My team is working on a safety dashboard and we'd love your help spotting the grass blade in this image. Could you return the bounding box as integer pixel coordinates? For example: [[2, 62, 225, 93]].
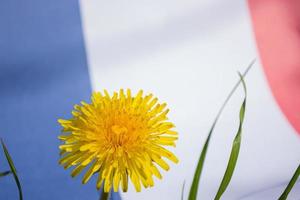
[[188, 60, 255, 200], [214, 73, 247, 200], [181, 181, 186, 200], [0, 170, 12, 177], [1, 139, 23, 200], [278, 164, 300, 200]]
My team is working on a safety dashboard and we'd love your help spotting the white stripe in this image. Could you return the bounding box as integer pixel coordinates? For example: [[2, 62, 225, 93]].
[[80, 0, 300, 199]]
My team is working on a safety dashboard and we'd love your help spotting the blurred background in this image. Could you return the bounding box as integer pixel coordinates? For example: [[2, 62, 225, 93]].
[[0, 0, 299, 199]]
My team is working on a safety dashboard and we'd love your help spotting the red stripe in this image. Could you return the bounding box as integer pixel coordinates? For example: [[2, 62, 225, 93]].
[[248, 0, 300, 135]]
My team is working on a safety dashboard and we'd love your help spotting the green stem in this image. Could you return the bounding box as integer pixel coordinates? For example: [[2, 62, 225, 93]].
[[99, 187, 110, 200]]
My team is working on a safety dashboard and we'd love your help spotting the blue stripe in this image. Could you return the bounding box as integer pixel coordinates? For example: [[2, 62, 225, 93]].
[[0, 1, 120, 199]]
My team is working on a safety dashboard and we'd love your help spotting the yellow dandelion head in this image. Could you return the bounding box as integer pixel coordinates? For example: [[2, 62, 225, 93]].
[[58, 89, 179, 193]]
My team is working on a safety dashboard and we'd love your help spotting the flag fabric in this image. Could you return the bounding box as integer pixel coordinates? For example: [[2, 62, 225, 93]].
[[0, 0, 299, 200], [248, 0, 300, 135]]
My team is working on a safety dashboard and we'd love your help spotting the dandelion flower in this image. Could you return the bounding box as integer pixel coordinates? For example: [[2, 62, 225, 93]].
[[58, 89, 179, 192]]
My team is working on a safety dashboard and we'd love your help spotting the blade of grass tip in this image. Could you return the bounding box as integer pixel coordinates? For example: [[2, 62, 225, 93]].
[[0, 170, 12, 177], [181, 180, 186, 200], [278, 164, 300, 200], [1, 139, 23, 200], [214, 72, 247, 200], [188, 60, 255, 200]]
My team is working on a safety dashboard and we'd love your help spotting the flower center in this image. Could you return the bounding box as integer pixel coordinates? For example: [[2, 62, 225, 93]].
[[111, 125, 128, 135], [111, 125, 128, 146]]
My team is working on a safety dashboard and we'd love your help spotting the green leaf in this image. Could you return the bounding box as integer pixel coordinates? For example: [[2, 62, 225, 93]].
[[188, 60, 254, 200], [278, 164, 300, 200], [1, 139, 23, 200], [214, 72, 247, 200], [0, 170, 12, 177]]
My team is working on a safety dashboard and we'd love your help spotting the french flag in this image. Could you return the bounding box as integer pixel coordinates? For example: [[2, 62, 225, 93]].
[[0, 0, 299, 199]]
